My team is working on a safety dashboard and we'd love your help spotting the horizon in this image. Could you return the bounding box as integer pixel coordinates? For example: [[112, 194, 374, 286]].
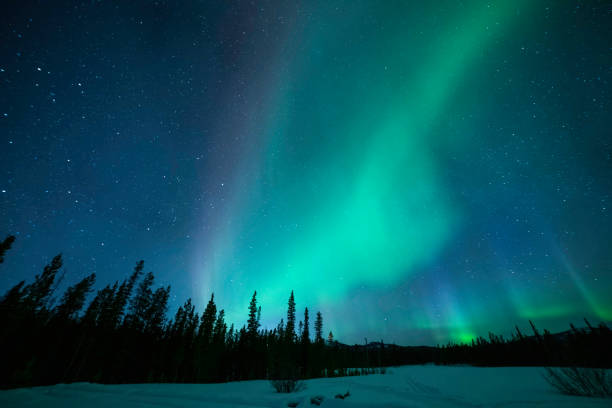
[[1, 0, 611, 346], [1, 240, 609, 347]]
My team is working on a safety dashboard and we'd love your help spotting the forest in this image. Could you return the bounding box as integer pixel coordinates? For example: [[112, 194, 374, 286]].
[[1, 234, 610, 389]]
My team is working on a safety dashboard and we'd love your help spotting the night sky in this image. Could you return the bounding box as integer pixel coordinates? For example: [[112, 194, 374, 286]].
[[1, 1, 611, 345]]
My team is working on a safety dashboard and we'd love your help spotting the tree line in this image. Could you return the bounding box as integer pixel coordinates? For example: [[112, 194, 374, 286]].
[[435, 319, 612, 368], [0, 236, 341, 388], [0, 234, 610, 389]]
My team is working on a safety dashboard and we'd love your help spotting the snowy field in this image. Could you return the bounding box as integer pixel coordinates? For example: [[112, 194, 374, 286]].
[[1, 365, 609, 407]]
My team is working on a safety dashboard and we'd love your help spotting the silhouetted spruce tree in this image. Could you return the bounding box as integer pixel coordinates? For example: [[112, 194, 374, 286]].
[[184, 299, 199, 381], [246, 291, 259, 341], [276, 318, 285, 340], [285, 291, 296, 343], [39, 273, 95, 385], [54, 273, 96, 320], [82, 284, 108, 326], [168, 298, 198, 381], [227, 323, 235, 345], [300, 307, 311, 376], [211, 309, 227, 380], [91, 282, 118, 328], [529, 320, 542, 342], [315, 311, 323, 344], [171, 303, 186, 335], [109, 260, 144, 328], [145, 285, 170, 336], [213, 309, 227, 344], [0, 280, 27, 350], [0, 280, 26, 311], [23, 254, 63, 314], [0, 235, 15, 264], [104, 263, 145, 382], [124, 271, 154, 330], [195, 293, 216, 380], [199, 294, 217, 345], [302, 307, 310, 344], [183, 298, 198, 337]]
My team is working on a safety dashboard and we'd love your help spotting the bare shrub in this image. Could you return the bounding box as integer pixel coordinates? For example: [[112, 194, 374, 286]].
[[544, 367, 612, 398], [310, 395, 324, 405], [270, 378, 305, 393], [334, 391, 350, 399]]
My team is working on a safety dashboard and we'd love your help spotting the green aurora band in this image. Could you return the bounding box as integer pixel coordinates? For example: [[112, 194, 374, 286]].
[[192, 1, 611, 344]]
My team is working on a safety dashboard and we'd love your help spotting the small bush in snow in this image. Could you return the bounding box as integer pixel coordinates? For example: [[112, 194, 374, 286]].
[[544, 367, 612, 398], [334, 391, 350, 399], [270, 378, 304, 393], [310, 395, 324, 405]]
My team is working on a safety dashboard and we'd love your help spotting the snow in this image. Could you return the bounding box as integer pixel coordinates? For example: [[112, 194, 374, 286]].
[[1, 365, 609, 407]]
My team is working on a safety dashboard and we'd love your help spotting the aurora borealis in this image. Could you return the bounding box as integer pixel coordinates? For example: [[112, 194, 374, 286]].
[[1, 1, 611, 345]]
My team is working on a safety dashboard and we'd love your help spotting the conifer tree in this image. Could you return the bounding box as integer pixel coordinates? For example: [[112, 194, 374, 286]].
[[315, 311, 323, 344], [285, 291, 296, 342], [276, 318, 285, 340], [0, 281, 26, 331], [83, 283, 114, 326], [183, 298, 198, 339], [172, 304, 187, 335], [95, 282, 119, 328], [302, 307, 310, 344], [145, 285, 170, 335], [212, 309, 227, 344], [82, 287, 102, 325], [247, 291, 259, 339], [185, 298, 200, 341], [125, 271, 154, 330], [109, 260, 144, 327], [199, 294, 217, 345], [0, 235, 15, 264], [227, 324, 235, 345], [54, 273, 96, 320], [23, 254, 63, 312], [0, 280, 25, 309]]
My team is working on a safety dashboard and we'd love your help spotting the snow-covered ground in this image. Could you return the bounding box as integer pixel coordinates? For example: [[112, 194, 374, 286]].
[[1, 365, 609, 407]]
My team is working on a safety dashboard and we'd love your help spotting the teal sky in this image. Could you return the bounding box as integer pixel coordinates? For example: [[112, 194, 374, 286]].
[[188, 1, 611, 344]]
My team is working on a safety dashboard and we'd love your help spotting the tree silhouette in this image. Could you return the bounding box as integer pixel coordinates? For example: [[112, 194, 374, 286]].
[[315, 311, 323, 344], [125, 271, 154, 330], [54, 273, 96, 320], [23, 254, 63, 313], [302, 307, 310, 344], [285, 291, 296, 343], [109, 260, 144, 328], [199, 294, 217, 345], [0, 235, 16, 264], [247, 291, 259, 340]]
